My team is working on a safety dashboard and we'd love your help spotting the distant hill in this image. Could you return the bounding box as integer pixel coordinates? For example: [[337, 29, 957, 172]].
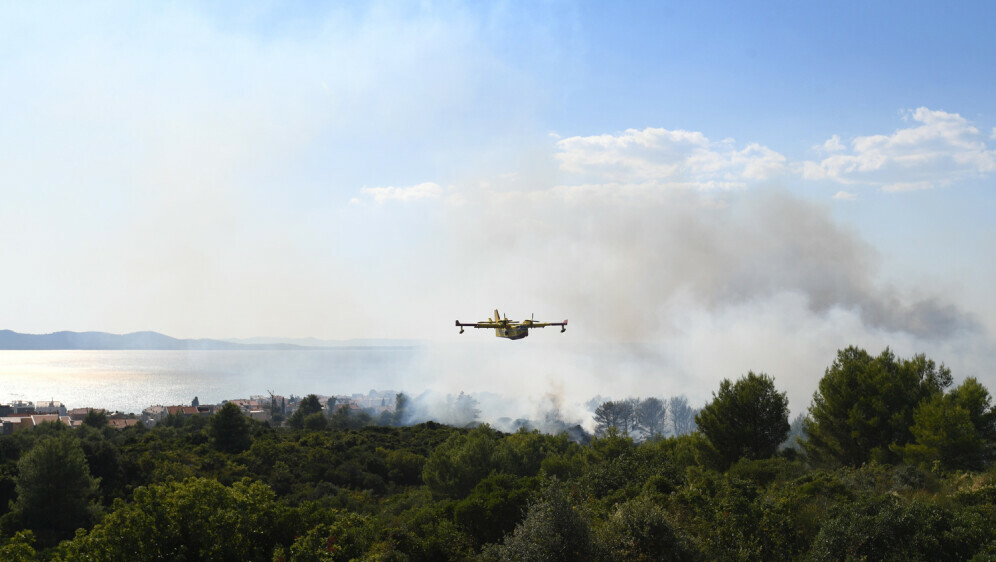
[[0, 330, 307, 350]]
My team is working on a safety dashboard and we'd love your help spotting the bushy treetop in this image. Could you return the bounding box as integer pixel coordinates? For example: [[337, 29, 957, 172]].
[[695, 371, 790, 470]]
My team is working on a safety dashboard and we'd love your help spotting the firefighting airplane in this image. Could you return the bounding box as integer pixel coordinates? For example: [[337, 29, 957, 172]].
[[455, 309, 567, 340]]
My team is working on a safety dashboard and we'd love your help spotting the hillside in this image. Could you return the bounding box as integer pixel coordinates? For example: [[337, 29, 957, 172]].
[[0, 329, 304, 350]]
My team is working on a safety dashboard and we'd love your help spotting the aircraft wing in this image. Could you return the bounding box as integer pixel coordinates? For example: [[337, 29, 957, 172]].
[[455, 320, 501, 329], [526, 319, 568, 328]]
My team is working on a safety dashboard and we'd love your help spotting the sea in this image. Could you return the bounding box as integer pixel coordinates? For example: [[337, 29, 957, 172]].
[[0, 348, 422, 413], [0, 343, 662, 430]]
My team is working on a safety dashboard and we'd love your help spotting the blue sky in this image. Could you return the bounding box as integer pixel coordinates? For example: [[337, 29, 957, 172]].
[[2, 1, 994, 411], [582, 2, 995, 134]]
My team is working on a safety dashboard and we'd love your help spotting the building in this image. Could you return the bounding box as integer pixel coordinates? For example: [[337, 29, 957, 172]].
[[247, 410, 269, 422], [34, 400, 67, 416], [0, 418, 21, 434], [142, 405, 168, 424], [166, 405, 201, 417], [67, 407, 106, 422], [8, 400, 34, 414], [0, 417, 28, 433], [28, 414, 72, 428]]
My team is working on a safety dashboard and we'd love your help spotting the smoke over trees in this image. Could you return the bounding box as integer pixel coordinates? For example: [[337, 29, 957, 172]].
[[6, 345, 996, 559], [592, 395, 698, 440], [669, 396, 697, 436], [593, 400, 634, 437], [636, 397, 667, 438], [392, 392, 408, 426]]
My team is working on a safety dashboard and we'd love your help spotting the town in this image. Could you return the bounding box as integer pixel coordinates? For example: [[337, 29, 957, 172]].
[[0, 390, 400, 434]]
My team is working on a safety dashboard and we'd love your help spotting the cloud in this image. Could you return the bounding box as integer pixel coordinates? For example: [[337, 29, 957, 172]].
[[803, 108, 996, 190], [554, 109, 993, 196], [554, 127, 787, 190], [820, 135, 846, 153], [361, 182, 443, 203], [832, 191, 856, 201]]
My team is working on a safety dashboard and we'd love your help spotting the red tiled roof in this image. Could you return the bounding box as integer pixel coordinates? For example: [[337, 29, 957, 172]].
[[166, 406, 200, 416]]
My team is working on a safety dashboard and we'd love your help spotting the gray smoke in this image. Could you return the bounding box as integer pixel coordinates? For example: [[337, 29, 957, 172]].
[[402, 390, 482, 427], [446, 185, 977, 341]]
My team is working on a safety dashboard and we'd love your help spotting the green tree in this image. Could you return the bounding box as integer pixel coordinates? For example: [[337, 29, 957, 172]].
[[593, 400, 635, 436], [596, 495, 693, 562], [0, 531, 36, 562], [949, 377, 996, 442], [453, 473, 537, 546], [13, 435, 98, 546], [808, 495, 979, 561], [56, 478, 286, 561], [635, 397, 667, 439], [303, 412, 328, 431], [494, 429, 572, 477], [803, 347, 952, 466], [393, 392, 409, 426], [897, 395, 978, 470], [210, 402, 252, 454], [480, 480, 596, 562], [328, 406, 373, 431], [374, 489, 475, 560], [422, 425, 502, 497], [81, 409, 108, 429], [896, 377, 996, 470], [695, 371, 790, 470], [282, 511, 375, 562], [385, 449, 426, 486], [288, 394, 324, 429], [79, 433, 124, 500]]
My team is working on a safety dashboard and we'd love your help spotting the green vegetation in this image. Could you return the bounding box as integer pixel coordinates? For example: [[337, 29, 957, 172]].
[[9, 434, 98, 547], [210, 402, 252, 454], [695, 371, 790, 470], [288, 394, 324, 430], [803, 346, 952, 466], [2, 345, 996, 560]]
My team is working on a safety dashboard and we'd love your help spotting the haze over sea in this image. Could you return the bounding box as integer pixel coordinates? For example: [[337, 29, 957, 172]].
[[0, 349, 420, 414], [0, 342, 697, 428]]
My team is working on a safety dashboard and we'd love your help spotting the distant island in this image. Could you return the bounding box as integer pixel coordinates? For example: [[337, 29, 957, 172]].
[[0, 329, 302, 350], [0, 329, 420, 350]]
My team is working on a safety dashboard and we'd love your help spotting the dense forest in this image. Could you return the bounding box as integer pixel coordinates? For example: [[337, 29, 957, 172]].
[[3, 345, 996, 561]]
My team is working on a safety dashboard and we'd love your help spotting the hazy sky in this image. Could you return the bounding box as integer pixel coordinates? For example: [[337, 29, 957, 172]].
[[2, 1, 994, 413]]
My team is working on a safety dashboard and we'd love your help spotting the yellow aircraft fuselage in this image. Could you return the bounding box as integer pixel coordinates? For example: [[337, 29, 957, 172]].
[[497, 324, 530, 340], [455, 309, 567, 340]]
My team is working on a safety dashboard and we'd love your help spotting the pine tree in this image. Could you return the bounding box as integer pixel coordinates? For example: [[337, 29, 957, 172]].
[[210, 402, 251, 453], [14, 435, 98, 546], [695, 372, 790, 470]]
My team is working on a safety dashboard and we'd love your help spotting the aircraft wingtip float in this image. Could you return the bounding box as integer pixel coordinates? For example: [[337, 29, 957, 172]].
[[456, 309, 567, 340]]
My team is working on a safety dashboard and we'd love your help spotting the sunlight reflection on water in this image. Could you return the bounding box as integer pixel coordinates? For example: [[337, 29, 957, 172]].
[[0, 349, 420, 412]]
